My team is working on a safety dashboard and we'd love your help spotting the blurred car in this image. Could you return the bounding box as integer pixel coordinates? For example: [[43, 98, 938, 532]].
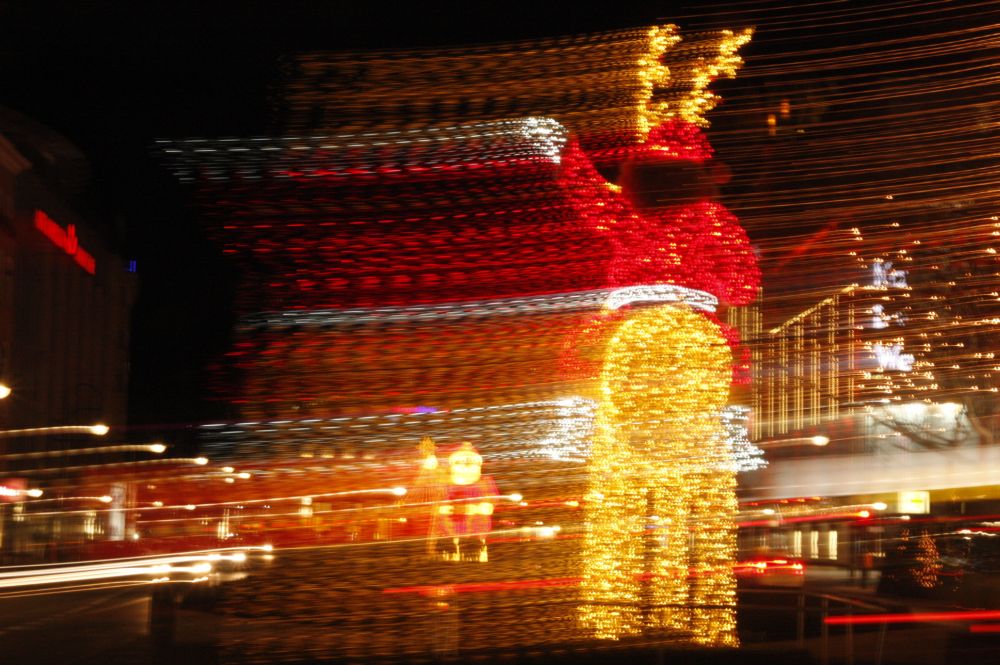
[[735, 552, 805, 587]]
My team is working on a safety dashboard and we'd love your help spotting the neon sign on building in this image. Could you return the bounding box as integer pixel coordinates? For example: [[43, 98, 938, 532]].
[[33, 210, 96, 275]]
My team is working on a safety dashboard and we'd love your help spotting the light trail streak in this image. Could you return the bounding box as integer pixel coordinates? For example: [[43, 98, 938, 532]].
[[0, 556, 214, 589], [826, 609, 1000, 626], [0, 424, 109, 438], [14, 457, 207, 476], [0, 443, 166, 459], [0, 547, 268, 594]]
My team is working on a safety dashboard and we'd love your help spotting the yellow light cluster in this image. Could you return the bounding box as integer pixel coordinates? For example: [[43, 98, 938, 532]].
[[643, 28, 754, 130], [579, 305, 738, 645], [636, 25, 680, 139]]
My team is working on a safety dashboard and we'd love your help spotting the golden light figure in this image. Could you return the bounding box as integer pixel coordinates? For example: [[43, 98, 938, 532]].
[[579, 304, 738, 645]]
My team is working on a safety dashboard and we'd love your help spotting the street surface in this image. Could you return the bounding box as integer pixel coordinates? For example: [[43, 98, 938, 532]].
[[3, 558, 998, 664], [0, 585, 151, 663]]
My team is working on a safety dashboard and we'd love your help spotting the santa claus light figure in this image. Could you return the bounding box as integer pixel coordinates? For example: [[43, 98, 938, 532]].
[[435, 442, 498, 562]]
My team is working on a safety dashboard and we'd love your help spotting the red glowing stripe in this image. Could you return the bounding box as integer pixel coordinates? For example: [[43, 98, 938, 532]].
[[825, 610, 1000, 626], [74, 245, 96, 275], [969, 623, 1000, 633], [740, 497, 823, 507], [739, 511, 868, 527], [196, 133, 759, 314], [33, 210, 96, 275]]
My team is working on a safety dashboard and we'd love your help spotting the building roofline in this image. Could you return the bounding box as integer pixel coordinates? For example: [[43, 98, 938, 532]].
[[0, 134, 32, 175]]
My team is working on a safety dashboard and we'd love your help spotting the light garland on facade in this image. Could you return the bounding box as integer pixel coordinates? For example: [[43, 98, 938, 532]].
[[759, 216, 999, 444], [721, 405, 767, 473]]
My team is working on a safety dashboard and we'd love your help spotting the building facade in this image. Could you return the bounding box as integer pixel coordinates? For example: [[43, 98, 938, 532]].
[[0, 111, 135, 437], [0, 108, 136, 559], [740, 216, 1000, 573]]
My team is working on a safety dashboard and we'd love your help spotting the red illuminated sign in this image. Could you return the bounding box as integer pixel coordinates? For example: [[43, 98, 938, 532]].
[[34, 209, 96, 275]]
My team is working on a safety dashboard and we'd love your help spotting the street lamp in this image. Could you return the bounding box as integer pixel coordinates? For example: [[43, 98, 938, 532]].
[[0, 383, 10, 399]]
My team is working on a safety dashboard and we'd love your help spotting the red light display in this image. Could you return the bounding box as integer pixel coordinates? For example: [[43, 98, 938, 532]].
[[166, 116, 760, 416], [34, 209, 96, 275]]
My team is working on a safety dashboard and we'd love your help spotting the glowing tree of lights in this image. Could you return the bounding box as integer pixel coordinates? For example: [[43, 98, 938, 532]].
[[580, 305, 738, 644], [914, 530, 942, 591]]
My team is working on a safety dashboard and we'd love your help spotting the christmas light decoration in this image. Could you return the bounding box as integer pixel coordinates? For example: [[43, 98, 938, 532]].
[[914, 530, 942, 590], [579, 305, 738, 644], [160, 20, 759, 659], [721, 405, 767, 473]]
